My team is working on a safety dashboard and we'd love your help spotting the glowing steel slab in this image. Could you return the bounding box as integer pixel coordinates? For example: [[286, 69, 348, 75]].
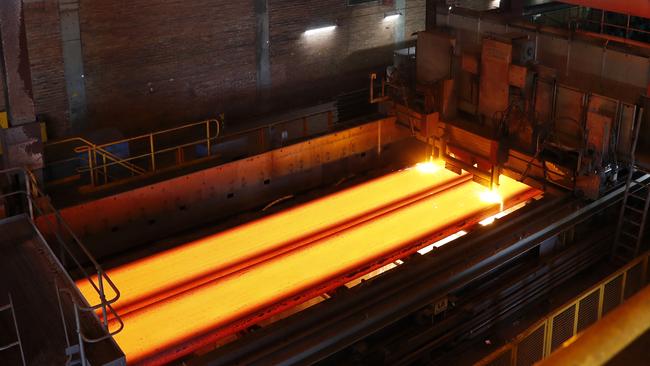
[[103, 175, 535, 364], [78, 163, 466, 316]]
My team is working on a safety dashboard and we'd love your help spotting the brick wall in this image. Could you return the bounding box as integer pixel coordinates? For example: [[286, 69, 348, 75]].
[[21, 0, 425, 137], [24, 0, 69, 137]]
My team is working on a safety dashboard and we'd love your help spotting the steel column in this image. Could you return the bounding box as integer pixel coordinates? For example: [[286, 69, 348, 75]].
[[58, 0, 87, 131]]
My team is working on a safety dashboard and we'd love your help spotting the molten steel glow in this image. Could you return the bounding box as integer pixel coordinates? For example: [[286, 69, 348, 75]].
[[93, 175, 535, 364], [77, 164, 464, 316], [479, 188, 503, 204], [415, 160, 443, 174]]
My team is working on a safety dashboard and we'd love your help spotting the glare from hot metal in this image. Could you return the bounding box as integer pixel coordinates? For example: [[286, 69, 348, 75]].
[[101, 176, 534, 364], [77, 164, 463, 316]]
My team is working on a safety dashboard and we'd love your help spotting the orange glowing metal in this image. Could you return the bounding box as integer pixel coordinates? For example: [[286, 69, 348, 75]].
[[102, 175, 533, 364], [77, 162, 462, 315]]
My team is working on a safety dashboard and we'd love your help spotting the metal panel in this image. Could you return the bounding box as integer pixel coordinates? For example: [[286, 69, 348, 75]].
[[515, 324, 545, 366], [576, 290, 599, 332], [624, 263, 644, 300], [479, 38, 512, 124], [486, 349, 512, 366], [602, 274, 623, 315], [550, 304, 575, 352], [416, 31, 455, 84], [554, 86, 584, 148]]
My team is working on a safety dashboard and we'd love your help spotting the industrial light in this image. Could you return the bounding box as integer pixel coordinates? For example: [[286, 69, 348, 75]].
[[415, 161, 440, 174], [383, 12, 401, 21], [479, 189, 502, 205], [305, 25, 336, 36]]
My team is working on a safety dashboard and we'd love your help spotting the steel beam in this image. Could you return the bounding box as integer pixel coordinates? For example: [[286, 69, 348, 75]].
[[254, 0, 271, 90], [425, 0, 437, 31], [59, 0, 87, 131]]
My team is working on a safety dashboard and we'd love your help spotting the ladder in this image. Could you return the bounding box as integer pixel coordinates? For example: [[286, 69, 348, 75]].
[[612, 174, 650, 262], [0, 293, 27, 366], [612, 106, 648, 263]]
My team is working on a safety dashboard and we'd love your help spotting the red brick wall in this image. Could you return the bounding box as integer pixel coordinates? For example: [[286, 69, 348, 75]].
[[21, 0, 425, 137], [79, 0, 258, 134], [24, 0, 69, 137]]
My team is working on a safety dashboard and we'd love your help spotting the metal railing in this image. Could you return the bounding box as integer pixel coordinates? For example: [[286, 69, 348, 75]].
[[0, 168, 124, 363], [56, 286, 123, 366], [45, 118, 222, 186], [0, 293, 26, 366], [43, 110, 339, 188], [475, 250, 650, 366], [571, 12, 650, 40]]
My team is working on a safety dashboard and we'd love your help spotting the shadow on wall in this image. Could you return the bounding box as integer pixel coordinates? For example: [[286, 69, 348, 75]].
[[84, 43, 411, 137]]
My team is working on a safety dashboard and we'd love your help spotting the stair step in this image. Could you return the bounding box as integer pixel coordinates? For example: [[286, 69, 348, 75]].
[[620, 230, 639, 240], [624, 218, 642, 227], [616, 243, 637, 253], [628, 193, 647, 201], [65, 344, 80, 356], [625, 206, 644, 214]]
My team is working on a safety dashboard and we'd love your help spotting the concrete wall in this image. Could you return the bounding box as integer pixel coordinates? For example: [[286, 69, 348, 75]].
[[19, 0, 425, 138]]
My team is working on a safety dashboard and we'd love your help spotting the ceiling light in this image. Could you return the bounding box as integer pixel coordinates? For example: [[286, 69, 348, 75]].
[[305, 25, 336, 36], [383, 12, 401, 21]]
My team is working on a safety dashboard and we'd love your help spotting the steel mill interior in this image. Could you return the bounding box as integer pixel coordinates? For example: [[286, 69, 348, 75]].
[[2, 1, 650, 366]]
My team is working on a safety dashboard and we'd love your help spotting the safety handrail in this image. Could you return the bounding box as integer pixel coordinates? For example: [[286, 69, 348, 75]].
[[56, 286, 124, 366], [0, 293, 26, 366], [475, 250, 650, 366], [42, 111, 348, 188], [45, 118, 222, 186], [0, 168, 122, 330]]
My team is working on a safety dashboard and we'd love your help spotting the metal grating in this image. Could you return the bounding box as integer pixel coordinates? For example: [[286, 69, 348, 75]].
[[515, 324, 545, 366], [486, 349, 513, 366], [550, 305, 576, 352], [624, 263, 644, 299], [576, 290, 599, 332], [475, 253, 650, 366], [602, 275, 623, 315]]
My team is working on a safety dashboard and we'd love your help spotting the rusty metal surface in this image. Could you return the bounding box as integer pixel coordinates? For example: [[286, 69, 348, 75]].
[[416, 31, 455, 85], [0, 0, 35, 126], [479, 38, 512, 125]]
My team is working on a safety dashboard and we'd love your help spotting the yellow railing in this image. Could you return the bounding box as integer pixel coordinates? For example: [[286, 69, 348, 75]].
[[475, 251, 650, 366], [45, 118, 222, 186], [43, 110, 338, 188]]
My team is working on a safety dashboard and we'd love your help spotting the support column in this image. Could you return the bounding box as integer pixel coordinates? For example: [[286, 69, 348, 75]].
[[254, 0, 271, 90], [394, 0, 406, 45], [0, 0, 43, 170], [59, 0, 87, 132], [426, 0, 437, 31]]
